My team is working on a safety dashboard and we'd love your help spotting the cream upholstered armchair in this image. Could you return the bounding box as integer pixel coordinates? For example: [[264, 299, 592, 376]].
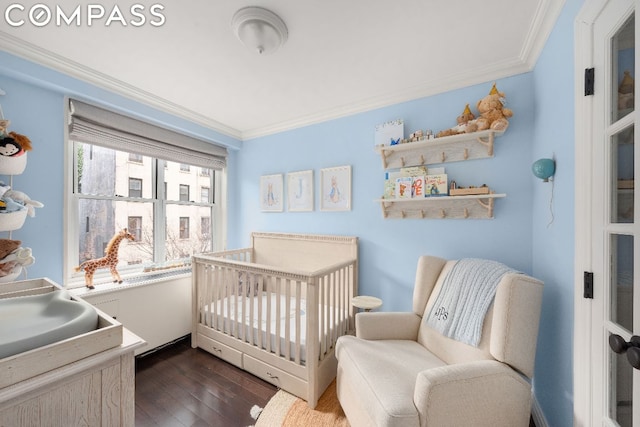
[[335, 255, 544, 427]]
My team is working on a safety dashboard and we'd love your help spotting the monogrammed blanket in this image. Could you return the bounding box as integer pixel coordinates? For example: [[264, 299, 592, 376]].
[[425, 258, 517, 346]]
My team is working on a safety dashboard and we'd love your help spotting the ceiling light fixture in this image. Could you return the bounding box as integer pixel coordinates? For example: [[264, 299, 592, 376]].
[[231, 6, 288, 55]]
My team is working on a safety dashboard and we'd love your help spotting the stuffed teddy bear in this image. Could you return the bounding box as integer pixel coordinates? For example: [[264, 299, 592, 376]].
[[0, 120, 9, 136], [467, 83, 513, 132], [436, 104, 476, 138], [0, 239, 21, 260]]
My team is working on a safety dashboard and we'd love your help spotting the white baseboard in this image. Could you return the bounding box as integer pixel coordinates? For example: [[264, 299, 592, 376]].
[[531, 394, 549, 427]]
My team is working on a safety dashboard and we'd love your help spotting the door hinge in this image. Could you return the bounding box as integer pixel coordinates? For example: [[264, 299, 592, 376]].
[[585, 68, 595, 96], [584, 271, 594, 299]]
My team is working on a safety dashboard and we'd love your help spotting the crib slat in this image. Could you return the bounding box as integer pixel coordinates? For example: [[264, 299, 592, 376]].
[[214, 265, 221, 330], [275, 276, 281, 358], [257, 275, 264, 351], [265, 276, 272, 354], [284, 278, 291, 362], [227, 267, 234, 336], [248, 271, 255, 346], [295, 280, 302, 365], [319, 275, 325, 358], [207, 264, 214, 328], [341, 266, 347, 334]]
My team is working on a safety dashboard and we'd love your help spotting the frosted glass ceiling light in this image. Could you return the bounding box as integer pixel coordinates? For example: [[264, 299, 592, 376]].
[[231, 7, 288, 55]]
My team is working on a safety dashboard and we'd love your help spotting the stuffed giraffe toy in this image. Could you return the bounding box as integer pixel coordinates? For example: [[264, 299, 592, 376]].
[[75, 228, 135, 289]]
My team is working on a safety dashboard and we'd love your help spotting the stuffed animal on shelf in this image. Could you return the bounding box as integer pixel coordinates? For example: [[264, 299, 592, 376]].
[[0, 239, 21, 259], [0, 117, 33, 157], [0, 182, 44, 216], [467, 83, 513, 132], [8, 132, 32, 152], [0, 120, 9, 136], [0, 246, 35, 279], [436, 104, 476, 137], [74, 228, 135, 289]]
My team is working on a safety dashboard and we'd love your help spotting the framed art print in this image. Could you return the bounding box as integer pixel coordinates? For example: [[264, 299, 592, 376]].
[[260, 174, 283, 212], [287, 170, 314, 212], [320, 165, 351, 211]]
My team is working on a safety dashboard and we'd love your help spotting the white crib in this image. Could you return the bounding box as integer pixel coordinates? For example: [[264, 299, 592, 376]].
[[191, 232, 358, 408]]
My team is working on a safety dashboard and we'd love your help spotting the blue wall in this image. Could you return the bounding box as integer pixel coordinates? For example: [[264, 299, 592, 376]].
[[229, 2, 582, 426], [0, 1, 582, 424], [231, 76, 536, 310], [0, 51, 240, 282], [531, 0, 582, 426]]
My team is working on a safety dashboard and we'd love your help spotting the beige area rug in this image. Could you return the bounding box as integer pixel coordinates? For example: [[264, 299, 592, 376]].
[[255, 380, 349, 427]]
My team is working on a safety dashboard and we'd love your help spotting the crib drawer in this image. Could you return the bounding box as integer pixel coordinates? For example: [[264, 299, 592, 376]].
[[197, 334, 243, 368], [243, 354, 307, 399]]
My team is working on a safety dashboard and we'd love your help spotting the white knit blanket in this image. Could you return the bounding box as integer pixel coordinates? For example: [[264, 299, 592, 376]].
[[425, 258, 517, 347]]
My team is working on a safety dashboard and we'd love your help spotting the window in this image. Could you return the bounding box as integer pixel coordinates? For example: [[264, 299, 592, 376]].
[[179, 184, 190, 202], [66, 99, 227, 286], [201, 217, 210, 239], [128, 178, 142, 198], [201, 187, 209, 203], [128, 216, 142, 241], [72, 145, 216, 270], [179, 217, 189, 239]]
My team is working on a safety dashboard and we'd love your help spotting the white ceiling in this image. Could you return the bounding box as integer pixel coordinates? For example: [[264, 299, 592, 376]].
[[0, 1, 564, 141]]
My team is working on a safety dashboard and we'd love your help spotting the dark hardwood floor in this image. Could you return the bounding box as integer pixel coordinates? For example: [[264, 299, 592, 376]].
[[135, 335, 537, 427], [134, 336, 278, 427]]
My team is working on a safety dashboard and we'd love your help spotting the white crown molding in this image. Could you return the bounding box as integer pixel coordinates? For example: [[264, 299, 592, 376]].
[[0, 0, 562, 143], [241, 57, 532, 140], [0, 31, 242, 141], [518, 0, 567, 69], [241, 1, 564, 141]]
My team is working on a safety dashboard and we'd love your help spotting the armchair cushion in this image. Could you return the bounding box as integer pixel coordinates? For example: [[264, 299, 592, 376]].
[[355, 312, 421, 341], [336, 255, 543, 427], [336, 335, 446, 427], [414, 360, 532, 427]]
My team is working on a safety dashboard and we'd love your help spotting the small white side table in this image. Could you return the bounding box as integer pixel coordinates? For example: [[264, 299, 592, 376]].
[[351, 295, 382, 312]]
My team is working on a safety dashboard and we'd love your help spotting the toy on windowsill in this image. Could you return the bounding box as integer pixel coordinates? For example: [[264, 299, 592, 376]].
[[74, 228, 135, 289]]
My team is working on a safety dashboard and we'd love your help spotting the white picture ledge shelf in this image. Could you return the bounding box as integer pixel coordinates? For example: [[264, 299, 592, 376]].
[[376, 193, 506, 219], [375, 129, 505, 170]]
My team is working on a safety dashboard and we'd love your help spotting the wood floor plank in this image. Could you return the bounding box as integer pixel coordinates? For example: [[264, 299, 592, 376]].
[[135, 336, 277, 426]]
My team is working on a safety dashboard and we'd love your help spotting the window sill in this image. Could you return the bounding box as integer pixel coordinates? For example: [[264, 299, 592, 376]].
[[69, 268, 191, 298]]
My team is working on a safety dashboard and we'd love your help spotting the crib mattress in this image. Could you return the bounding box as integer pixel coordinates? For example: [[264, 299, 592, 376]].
[[202, 294, 339, 363]]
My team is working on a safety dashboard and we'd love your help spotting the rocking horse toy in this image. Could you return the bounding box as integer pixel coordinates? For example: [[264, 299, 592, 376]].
[[75, 228, 135, 289]]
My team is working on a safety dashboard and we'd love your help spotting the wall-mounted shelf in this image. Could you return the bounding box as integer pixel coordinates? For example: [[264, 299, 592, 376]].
[[375, 129, 504, 170], [376, 193, 506, 219]]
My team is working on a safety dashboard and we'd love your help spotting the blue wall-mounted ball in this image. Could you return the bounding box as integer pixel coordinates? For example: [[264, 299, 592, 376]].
[[532, 158, 556, 182]]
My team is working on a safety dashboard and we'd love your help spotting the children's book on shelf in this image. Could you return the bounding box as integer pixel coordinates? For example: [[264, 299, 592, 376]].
[[375, 119, 404, 146], [395, 176, 413, 199], [411, 176, 425, 197], [425, 174, 448, 196]]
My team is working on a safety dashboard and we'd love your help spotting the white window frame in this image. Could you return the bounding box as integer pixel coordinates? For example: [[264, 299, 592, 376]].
[[63, 99, 227, 288]]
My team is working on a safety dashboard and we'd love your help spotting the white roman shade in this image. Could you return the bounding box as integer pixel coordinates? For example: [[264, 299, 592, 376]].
[[68, 99, 227, 170]]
